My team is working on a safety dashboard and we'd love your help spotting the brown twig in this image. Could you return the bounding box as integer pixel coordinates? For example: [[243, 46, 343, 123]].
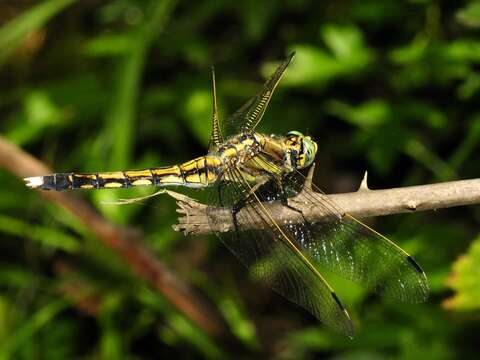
[[0, 137, 229, 340], [171, 165, 480, 235]]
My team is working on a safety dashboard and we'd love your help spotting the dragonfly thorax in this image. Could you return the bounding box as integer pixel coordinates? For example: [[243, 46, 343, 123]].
[[216, 132, 265, 166]]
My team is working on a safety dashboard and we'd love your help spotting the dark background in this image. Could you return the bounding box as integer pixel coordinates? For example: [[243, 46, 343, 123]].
[[1, 0, 480, 358]]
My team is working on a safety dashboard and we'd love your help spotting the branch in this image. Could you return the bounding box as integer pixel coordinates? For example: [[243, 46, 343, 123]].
[[0, 137, 229, 341], [170, 165, 480, 235]]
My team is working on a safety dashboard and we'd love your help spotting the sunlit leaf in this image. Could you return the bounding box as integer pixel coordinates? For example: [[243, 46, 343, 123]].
[[262, 25, 372, 88], [84, 34, 136, 57], [184, 88, 212, 146], [456, 1, 480, 28], [444, 236, 480, 311], [6, 90, 67, 145], [389, 37, 429, 65], [444, 40, 480, 63], [323, 99, 389, 129]]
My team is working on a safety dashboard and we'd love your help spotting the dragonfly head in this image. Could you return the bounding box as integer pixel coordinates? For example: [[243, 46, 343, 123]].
[[284, 131, 318, 169]]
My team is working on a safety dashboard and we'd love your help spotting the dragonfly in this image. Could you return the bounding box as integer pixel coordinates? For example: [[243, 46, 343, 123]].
[[24, 52, 429, 337]]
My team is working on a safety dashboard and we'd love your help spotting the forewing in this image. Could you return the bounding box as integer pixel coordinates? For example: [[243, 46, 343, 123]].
[[209, 65, 223, 151], [223, 53, 294, 137], [206, 165, 354, 337]]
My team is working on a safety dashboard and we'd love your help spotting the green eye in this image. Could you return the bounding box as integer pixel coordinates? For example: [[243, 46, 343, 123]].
[[286, 130, 303, 137], [300, 137, 318, 168]]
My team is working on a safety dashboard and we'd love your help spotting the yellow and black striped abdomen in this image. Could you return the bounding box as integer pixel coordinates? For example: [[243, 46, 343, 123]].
[[24, 156, 223, 191]]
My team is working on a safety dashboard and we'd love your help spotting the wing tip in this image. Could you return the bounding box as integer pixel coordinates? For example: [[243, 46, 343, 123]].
[[286, 51, 296, 64], [406, 255, 424, 274], [403, 256, 430, 303], [330, 291, 355, 337], [330, 291, 346, 310]]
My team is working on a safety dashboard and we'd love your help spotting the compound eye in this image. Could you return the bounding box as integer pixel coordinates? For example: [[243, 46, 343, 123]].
[[286, 130, 303, 137]]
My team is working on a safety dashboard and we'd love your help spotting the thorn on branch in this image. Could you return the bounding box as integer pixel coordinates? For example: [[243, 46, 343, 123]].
[[358, 171, 370, 192]]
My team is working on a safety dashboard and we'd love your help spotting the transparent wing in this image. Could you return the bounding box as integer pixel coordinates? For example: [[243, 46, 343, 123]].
[[209, 65, 223, 151], [250, 156, 429, 303], [206, 164, 354, 337], [292, 170, 429, 302], [223, 52, 295, 137]]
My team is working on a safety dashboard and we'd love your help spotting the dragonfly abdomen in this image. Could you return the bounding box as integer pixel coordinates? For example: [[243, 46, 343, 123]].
[[24, 170, 164, 191], [24, 156, 222, 191]]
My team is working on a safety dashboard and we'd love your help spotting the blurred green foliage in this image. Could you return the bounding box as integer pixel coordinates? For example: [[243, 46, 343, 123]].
[[445, 235, 480, 311], [1, 0, 480, 358]]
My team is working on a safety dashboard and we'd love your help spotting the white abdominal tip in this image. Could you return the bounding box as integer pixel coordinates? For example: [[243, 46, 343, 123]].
[[24, 176, 44, 189]]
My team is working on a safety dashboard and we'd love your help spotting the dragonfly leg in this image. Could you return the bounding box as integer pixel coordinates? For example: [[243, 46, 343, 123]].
[[275, 177, 308, 221], [231, 200, 243, 233], [214, 180, 245, 234], [230, 176, 269, 232]]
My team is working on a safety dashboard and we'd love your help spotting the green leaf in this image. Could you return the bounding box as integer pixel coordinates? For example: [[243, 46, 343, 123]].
[[444, 40, 480, 63], [184, 88, 213, 146], [0, 215, 80, 252], [323, 99, 389, 129], [448, 114, 480, 170], [0, 299, 68, 360], [444, 235, 480, 311], [138, 288, 227, 359], [321, 24, 368, 61], [106, 0, 177, 169], [456, 1, 480, 28], [99, 294, 126, 360], [319, 23, 373, 75], [94, 0, 177, 222], [6, 90, 66, 145], [404, 138, 456, 180], [457, 72, 480, 99], [271, 44, 340, 87], [263, 25, 372, 88], [84, 34, 137, 57], [0, 266, 43, 290], [389, 37, 429, 65]]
